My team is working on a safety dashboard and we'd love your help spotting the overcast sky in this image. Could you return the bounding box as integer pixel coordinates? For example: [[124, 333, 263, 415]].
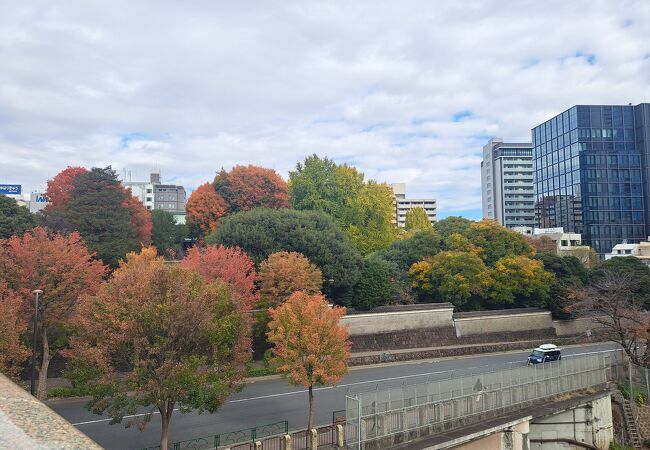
[[1, 1, 650, 218]]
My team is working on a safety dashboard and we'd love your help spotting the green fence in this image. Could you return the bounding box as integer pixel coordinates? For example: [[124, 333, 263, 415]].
[[139, 420, 289, 450]]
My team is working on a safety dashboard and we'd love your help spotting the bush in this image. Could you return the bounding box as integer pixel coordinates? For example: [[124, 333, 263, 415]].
[[263, 349, 273, 368], [247, 367, 275, 377], [48, 386, 92, 398]]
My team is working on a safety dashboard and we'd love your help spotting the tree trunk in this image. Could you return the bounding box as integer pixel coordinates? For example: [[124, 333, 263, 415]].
[[308, 385, 314, 445], [160, 400, 175, 450], [36, 327, 51, 401]]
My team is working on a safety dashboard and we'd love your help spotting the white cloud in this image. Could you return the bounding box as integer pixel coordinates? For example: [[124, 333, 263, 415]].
[[1, 0, 650, 217]]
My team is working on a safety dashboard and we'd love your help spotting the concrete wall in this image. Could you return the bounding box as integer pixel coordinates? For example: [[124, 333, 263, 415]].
[[454, 310, 553, 337], [341, 305, 454, 335], [552, 317, 605, 337], [529, 394, 613, 450]]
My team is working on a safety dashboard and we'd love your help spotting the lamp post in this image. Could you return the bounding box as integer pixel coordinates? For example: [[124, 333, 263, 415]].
[[30, 289, 43, 397]]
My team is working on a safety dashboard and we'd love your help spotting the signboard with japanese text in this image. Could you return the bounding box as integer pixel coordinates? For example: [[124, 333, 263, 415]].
[[0, 184, 21, 195]]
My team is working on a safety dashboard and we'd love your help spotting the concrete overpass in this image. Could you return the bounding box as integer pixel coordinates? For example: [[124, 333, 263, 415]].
[[345, 351, 627, 450]]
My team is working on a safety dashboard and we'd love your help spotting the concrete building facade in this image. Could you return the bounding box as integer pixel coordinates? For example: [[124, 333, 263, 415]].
[[481, 138, 535, 228], [123, 171, 187, 213], [391, 183, 437, 227]]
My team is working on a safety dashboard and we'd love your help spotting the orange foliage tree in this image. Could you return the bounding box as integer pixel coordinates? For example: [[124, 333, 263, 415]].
[[267, 292, 350, 432], [258, 251, 322, 308], [180, 244, 258, 311], [68, 248, 250, 450], [0, 227, 106, 399], [122, 195, 153, 244], [0, 280, 29, 379], [214, 165, 290, 212], [186, 182, 229, 238]]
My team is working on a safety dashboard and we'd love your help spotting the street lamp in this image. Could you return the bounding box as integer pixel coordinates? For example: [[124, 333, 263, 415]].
[[30, 289, 43, 397]]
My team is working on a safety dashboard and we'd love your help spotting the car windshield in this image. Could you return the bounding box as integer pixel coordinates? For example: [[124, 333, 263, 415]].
[[531, 350, 544, 357]]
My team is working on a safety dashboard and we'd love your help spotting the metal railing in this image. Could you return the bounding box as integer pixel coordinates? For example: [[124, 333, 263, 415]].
[[345, 351, 626, 448], [139, 421, 288, 450]]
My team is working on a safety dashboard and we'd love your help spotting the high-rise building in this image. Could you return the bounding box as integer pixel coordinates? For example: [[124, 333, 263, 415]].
[[532, 104, 650, 256], [481, 138, 535, 228], [391, 183, 437, 227], [123, 171, 187, 214]]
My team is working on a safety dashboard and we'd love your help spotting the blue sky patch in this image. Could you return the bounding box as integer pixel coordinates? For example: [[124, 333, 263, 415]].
[[452, 111, 472, 122]]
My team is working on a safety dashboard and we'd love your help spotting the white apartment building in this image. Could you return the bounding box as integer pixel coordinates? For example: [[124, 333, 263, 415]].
[[391, 183, 437, 227], [481, 138, 535, 228], [605, 239, 650, 265]]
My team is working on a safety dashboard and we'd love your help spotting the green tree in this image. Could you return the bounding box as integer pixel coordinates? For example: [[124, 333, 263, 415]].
[[410, 251, 491, 308], [464, 219, 534, 265], [68, 248, 249, 450], [289, 155, 395, 255], [0, 195, 36, 239], [433, 216, 473, 241], [405, 207, 432, 231], [208, 208, 363, 305], [44, 167, 141, 267], [536, 253, 589, 318], [151, 209, 186, 258], [354, 257, 396, 310], [369, 229, 443, 304]]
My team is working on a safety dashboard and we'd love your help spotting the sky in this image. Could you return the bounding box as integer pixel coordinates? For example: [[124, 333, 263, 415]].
[[1, 1, 650, 219]]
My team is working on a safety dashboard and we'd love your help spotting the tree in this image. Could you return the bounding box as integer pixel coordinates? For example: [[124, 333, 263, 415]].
[[185, 183, 229, 238], [489, 255, 553, 308], [180, 245, 258, 311], [345, 181, 397, 254], [0, 195, 36, 239], [214, 165, 290, 212], [354, 257, 396, 310], [209, 208, 363, 305], [464, 220, 534, 265], [592, 256, 650, 308], [122, 195, 152, 245], [43, 167, 145, 267], [267, 292, 350, 434], [525, 235, 557, 255], [68, 248, 250, 450], [410, 251, 491, 308], [568, 268, 650, 366], [433, 216, 472, 241], [151, 210, 186, 258], [405, 207, 432, 231], [44, 166, 88, 211], [0, 280, 29, 379], [536, 253, 589, 318], [258, 251, 322, 309], [289, 155, 395, 255], [0, 227, 105, 399]]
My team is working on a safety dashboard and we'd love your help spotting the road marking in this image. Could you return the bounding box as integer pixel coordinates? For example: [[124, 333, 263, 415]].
[[72, 347, 620, 426]]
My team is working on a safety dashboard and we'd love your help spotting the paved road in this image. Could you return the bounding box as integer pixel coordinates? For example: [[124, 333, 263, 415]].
[[48, 342, 617, 449]]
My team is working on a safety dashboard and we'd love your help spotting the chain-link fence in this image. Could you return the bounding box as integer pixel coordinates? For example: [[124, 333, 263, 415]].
[[345, 351, 625, 448]]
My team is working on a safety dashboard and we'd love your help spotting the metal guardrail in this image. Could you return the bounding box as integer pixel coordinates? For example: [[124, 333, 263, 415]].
[[344, 351, 626, 448]]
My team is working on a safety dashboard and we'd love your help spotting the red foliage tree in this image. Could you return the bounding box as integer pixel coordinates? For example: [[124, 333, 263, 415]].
[[214, 165, 290, 212], [181, 245, 257, 311], [0, 280, 29, 379], [122, 194, 152, 245], [44, 166, 88, 211], [0, 227, 106, 399], [258, 251, 322, 308], [186, 183, 229, 238]]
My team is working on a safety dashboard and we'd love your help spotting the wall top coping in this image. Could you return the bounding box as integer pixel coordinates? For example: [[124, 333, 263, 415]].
[[346, 303, 454, 315], [453, 308, 550, 319], [0, 373, 102, 449]]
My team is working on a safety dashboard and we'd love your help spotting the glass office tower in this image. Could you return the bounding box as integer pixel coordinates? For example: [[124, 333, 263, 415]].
[[532, 105, 649, 256]]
